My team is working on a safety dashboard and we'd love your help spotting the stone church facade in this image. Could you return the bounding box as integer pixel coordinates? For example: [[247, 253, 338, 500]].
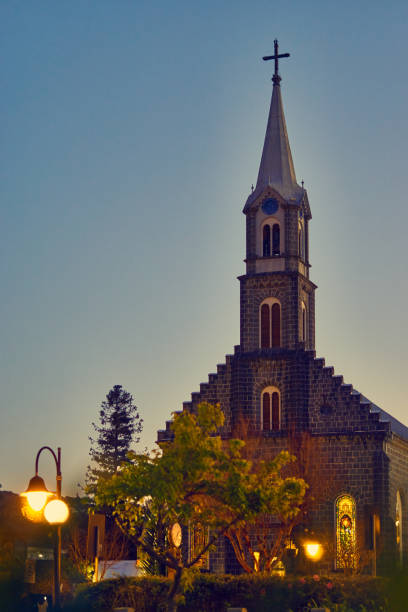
[[158, 44, 408, 574]]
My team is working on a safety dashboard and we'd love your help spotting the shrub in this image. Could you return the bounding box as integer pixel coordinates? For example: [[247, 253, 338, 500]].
[[69, 573, 389, 612]]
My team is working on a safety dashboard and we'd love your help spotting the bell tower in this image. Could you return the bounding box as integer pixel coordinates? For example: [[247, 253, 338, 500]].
[[239, 41, 316, 353]]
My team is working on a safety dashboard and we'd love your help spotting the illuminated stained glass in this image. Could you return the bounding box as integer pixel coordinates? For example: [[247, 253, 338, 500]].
[[189, 523, 209, 569], [396, 491, 403, 563], [336, 494, 356, 569]]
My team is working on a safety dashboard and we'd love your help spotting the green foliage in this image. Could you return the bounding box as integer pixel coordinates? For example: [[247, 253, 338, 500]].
[[69, 576, 171, 612], [95, 402, 306, 609], [96, 402, 305, 536], [69, 574, 389, 612], [86, 385, 143, 490]]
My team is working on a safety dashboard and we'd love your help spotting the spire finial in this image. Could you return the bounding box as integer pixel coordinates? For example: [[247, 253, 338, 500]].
[[262, 39, 290, 85]]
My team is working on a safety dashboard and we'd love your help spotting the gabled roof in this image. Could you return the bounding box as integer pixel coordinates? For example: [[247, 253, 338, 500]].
[[357, 391, 408, 442], [245, 79, 303, 209]]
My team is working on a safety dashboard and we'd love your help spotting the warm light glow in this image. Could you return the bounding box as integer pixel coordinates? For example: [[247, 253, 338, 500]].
[[254, 551, 260, 571], [44, 499, 69, 524], [304, 542, 323, 560], [22, 491, 51, 512]]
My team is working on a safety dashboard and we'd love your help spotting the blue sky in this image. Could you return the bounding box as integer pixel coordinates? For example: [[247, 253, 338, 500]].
[[1, 1, 407, 494]]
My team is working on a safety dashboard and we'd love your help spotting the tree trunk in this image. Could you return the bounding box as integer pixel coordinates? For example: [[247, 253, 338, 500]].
[[166, 566, 182, 612]]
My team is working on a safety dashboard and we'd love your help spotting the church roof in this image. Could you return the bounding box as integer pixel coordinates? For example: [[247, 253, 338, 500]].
[[356, 391, 408, 441], [245, 78, 304, 208]]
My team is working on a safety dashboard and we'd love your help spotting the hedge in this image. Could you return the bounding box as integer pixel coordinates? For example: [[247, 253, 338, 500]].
[[68, 573, 391, 612]]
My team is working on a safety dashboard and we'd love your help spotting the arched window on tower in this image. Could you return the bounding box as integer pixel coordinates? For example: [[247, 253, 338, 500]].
[[298, 221, 305, 261], [259, 298, 281, 348], [261, 387, 280, 431], [301, 302, 307, 343], [263, 225, 271, 257], [396, 491, 403, 564], [272, 223, 280, 255], [335, 494, 356, 570], [261, 220, 281, 257]]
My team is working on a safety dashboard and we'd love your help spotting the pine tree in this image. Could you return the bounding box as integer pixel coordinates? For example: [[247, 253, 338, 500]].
[[86, 385, 143, 489]]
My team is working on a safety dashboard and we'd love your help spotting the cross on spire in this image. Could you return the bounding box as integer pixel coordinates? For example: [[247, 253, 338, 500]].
[[263, 39, 290, 85]]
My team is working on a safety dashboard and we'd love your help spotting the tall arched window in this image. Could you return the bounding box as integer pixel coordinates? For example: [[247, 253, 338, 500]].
[[335, 494, 356, 570], [261, 387, 280, 431], [260, 304, 270, 348], [272, 224, 280, 255], [298, 221, 305, 260], [261, 221, 281, 257], [259, 298, 281, 348], [188, 522, 209, 569], [271, 303, 280, 347], [263, 225, 271, 256], [396, 491, 403, 563], [301, 302, 307, 343]]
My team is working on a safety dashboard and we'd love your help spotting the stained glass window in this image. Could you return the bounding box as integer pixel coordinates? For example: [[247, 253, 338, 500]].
[[336, 494, 356, 569], [188, 523, 209, 569], [396, 491, 403, 563]]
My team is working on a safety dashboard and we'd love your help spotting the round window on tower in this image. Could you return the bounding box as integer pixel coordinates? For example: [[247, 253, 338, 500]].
[[261, 198, 279, 215]]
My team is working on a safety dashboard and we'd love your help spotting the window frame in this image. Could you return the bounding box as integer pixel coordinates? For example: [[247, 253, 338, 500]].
[[261, 386, 281, 432], [259, 298, 281, 348]]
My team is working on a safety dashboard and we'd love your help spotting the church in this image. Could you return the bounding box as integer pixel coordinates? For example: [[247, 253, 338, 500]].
[[158, 41, 408, 574]]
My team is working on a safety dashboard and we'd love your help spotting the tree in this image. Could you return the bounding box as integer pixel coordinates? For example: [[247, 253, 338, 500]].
[[95, 403, 306, 611], [225, 420, 343, 574], [86, 385, 143, 490]]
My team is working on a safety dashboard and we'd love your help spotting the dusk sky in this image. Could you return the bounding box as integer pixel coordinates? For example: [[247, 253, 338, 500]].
[[1, 1, 407, 495]]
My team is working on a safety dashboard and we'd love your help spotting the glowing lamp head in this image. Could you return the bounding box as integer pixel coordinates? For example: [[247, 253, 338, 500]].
[[44, 499, 69, 524], [304, 542, 323, 560], [21, 475, 53, 512]]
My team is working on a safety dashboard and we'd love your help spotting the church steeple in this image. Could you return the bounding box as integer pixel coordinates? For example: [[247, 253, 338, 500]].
[[239, 43, 316, 354], [249, 40, 303, 204], [255, 75, 302, 200]]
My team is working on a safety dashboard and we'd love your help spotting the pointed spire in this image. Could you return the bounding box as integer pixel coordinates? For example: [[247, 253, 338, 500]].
[[248, 41, 303, 204]]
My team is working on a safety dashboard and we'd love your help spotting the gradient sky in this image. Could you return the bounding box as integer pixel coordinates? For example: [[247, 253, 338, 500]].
[[1, 1, 407, 495]]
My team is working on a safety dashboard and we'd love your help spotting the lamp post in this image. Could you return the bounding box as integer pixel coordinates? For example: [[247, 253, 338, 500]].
[[21, 446, 69, 610]]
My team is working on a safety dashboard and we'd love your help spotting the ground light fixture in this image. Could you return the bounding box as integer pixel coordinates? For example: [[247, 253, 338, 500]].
[[304, 541, 323, 561], [20, 446, 69, 610]]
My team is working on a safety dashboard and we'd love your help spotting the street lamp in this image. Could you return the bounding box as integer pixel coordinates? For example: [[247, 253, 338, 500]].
[[20, 446, 69, 610]]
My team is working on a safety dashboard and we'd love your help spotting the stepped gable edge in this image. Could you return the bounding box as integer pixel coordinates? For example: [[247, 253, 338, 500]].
[[157, 349, 236, 443]]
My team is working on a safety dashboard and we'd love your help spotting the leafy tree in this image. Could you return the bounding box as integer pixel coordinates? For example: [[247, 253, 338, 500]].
[[87, 385, 143, 489], [95, 402, 306, 611]]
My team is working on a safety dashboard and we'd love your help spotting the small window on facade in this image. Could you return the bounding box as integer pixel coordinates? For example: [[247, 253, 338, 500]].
[[261, 387, 280, 431], [335, 494, 356, 570], [263, 225, 271, 256], [259, 299, 281, 348], [272, 224, 280, 255]]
